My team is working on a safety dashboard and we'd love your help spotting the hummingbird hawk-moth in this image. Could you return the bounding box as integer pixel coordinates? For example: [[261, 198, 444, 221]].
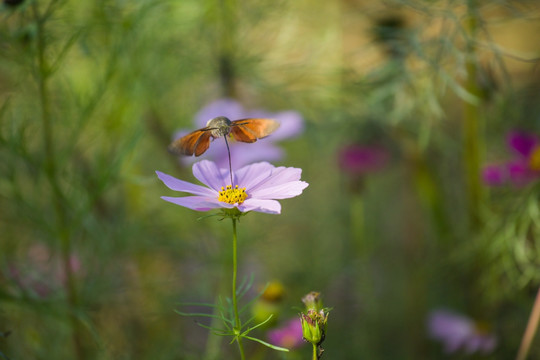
[[168, 116, 280, 156]]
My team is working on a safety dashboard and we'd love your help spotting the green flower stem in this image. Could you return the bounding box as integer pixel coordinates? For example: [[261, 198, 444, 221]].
[[463, 0, 483, 230], [312, 343, 318, 360], [411, 149, 451, 241], [33, 3, 84, 359], [516, 287, 540, 360], [350, 193, 364, 254], [236, 337, 246, 360], [231, 218, 246, 360], [60, 228, 84, 360]]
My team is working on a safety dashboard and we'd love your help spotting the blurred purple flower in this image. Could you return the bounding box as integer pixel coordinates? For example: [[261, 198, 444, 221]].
[[156, 160, 308, 215], [5, 243, 82, 298], [428, 309, 497, 355], [268, 318, 305, 349], [338, 144, 390, 177], [175, 98, 304, 169], [483, 131, 540, 187], [482, 164, 506, 186]]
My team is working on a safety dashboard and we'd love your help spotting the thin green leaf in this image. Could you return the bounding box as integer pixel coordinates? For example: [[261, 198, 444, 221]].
[[240, 315, 257, 330], [241, 314, 275, 335], [174, 310, 234, 325], [239, 281, 268, 314], [193, 321, 233, 336], [49, 29, 83, 75], [236, 273, 254, 299], [243, 335, 289, 352]]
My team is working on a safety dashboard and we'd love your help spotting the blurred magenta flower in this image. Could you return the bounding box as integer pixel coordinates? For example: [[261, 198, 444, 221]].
[[428, 309, 497, 355], [338, 144, 390, 177], [156, 160, 308, 214], [483, 131, 540, 187], [267, 318, 305, 349], [5, 243, 82, 298], [482, 165, 506, 186], [175, 98, 304, 169]]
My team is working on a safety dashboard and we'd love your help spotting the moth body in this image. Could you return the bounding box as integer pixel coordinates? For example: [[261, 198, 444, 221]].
[[206, 116, 233, 138]]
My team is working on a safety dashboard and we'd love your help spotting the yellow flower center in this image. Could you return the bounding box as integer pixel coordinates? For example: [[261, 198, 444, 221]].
[[261, 281, 285, 302], [218, 185, 248, 205], [530, 146, 540, 171]]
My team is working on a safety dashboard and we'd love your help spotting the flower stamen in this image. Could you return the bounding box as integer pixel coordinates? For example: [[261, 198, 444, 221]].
[[218, 185, 248, 205]]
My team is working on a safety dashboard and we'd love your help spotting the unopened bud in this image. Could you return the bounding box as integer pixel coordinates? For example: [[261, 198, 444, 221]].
[[300, 292, 329, 347]]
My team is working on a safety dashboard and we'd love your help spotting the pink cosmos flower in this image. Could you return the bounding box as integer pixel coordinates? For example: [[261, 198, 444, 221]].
[[267, 318, 305, 349], [428, 309, 497, 355], [156, 160, 308, 215], [483, 131, 540, 187], [175, 98, 304, 169]]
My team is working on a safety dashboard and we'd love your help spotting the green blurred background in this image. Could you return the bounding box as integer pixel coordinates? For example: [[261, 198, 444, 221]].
[[2, 0, 540, 359]]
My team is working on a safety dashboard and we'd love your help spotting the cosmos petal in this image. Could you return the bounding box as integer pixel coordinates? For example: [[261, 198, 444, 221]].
[[250, 181, 309, 200], [193, 160, 230, 190], [246, 166, 303, 192], [235, 162, 275, 188], [239, 199, 281, 214], [156, 171, 216, 196], [161, 196, 232, 212], [427, 309, 496, 355]]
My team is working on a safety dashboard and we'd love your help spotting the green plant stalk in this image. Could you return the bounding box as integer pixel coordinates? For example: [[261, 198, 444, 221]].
[[312, 343, 318, 360], [516, 287, 540, 360], [411, 149, 451, 241], [33, 3, 84, 359], [463, 0, 483, 230], [350, 192, 364, 254], [231, 218, 246, 360]]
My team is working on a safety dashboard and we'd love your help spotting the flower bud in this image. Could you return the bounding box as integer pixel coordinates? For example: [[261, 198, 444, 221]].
[[300, 292, 328, 347]]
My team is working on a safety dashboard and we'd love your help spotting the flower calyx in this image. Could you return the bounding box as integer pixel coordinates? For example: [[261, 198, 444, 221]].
[[299, 291, 330, 359], [301, 308, 328, 346]]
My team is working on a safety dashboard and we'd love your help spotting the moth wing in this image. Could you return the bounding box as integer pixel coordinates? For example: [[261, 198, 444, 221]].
[[192, 131, 212, 156], [230, 118, 280, 143], [168, 129, 212, 156]]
